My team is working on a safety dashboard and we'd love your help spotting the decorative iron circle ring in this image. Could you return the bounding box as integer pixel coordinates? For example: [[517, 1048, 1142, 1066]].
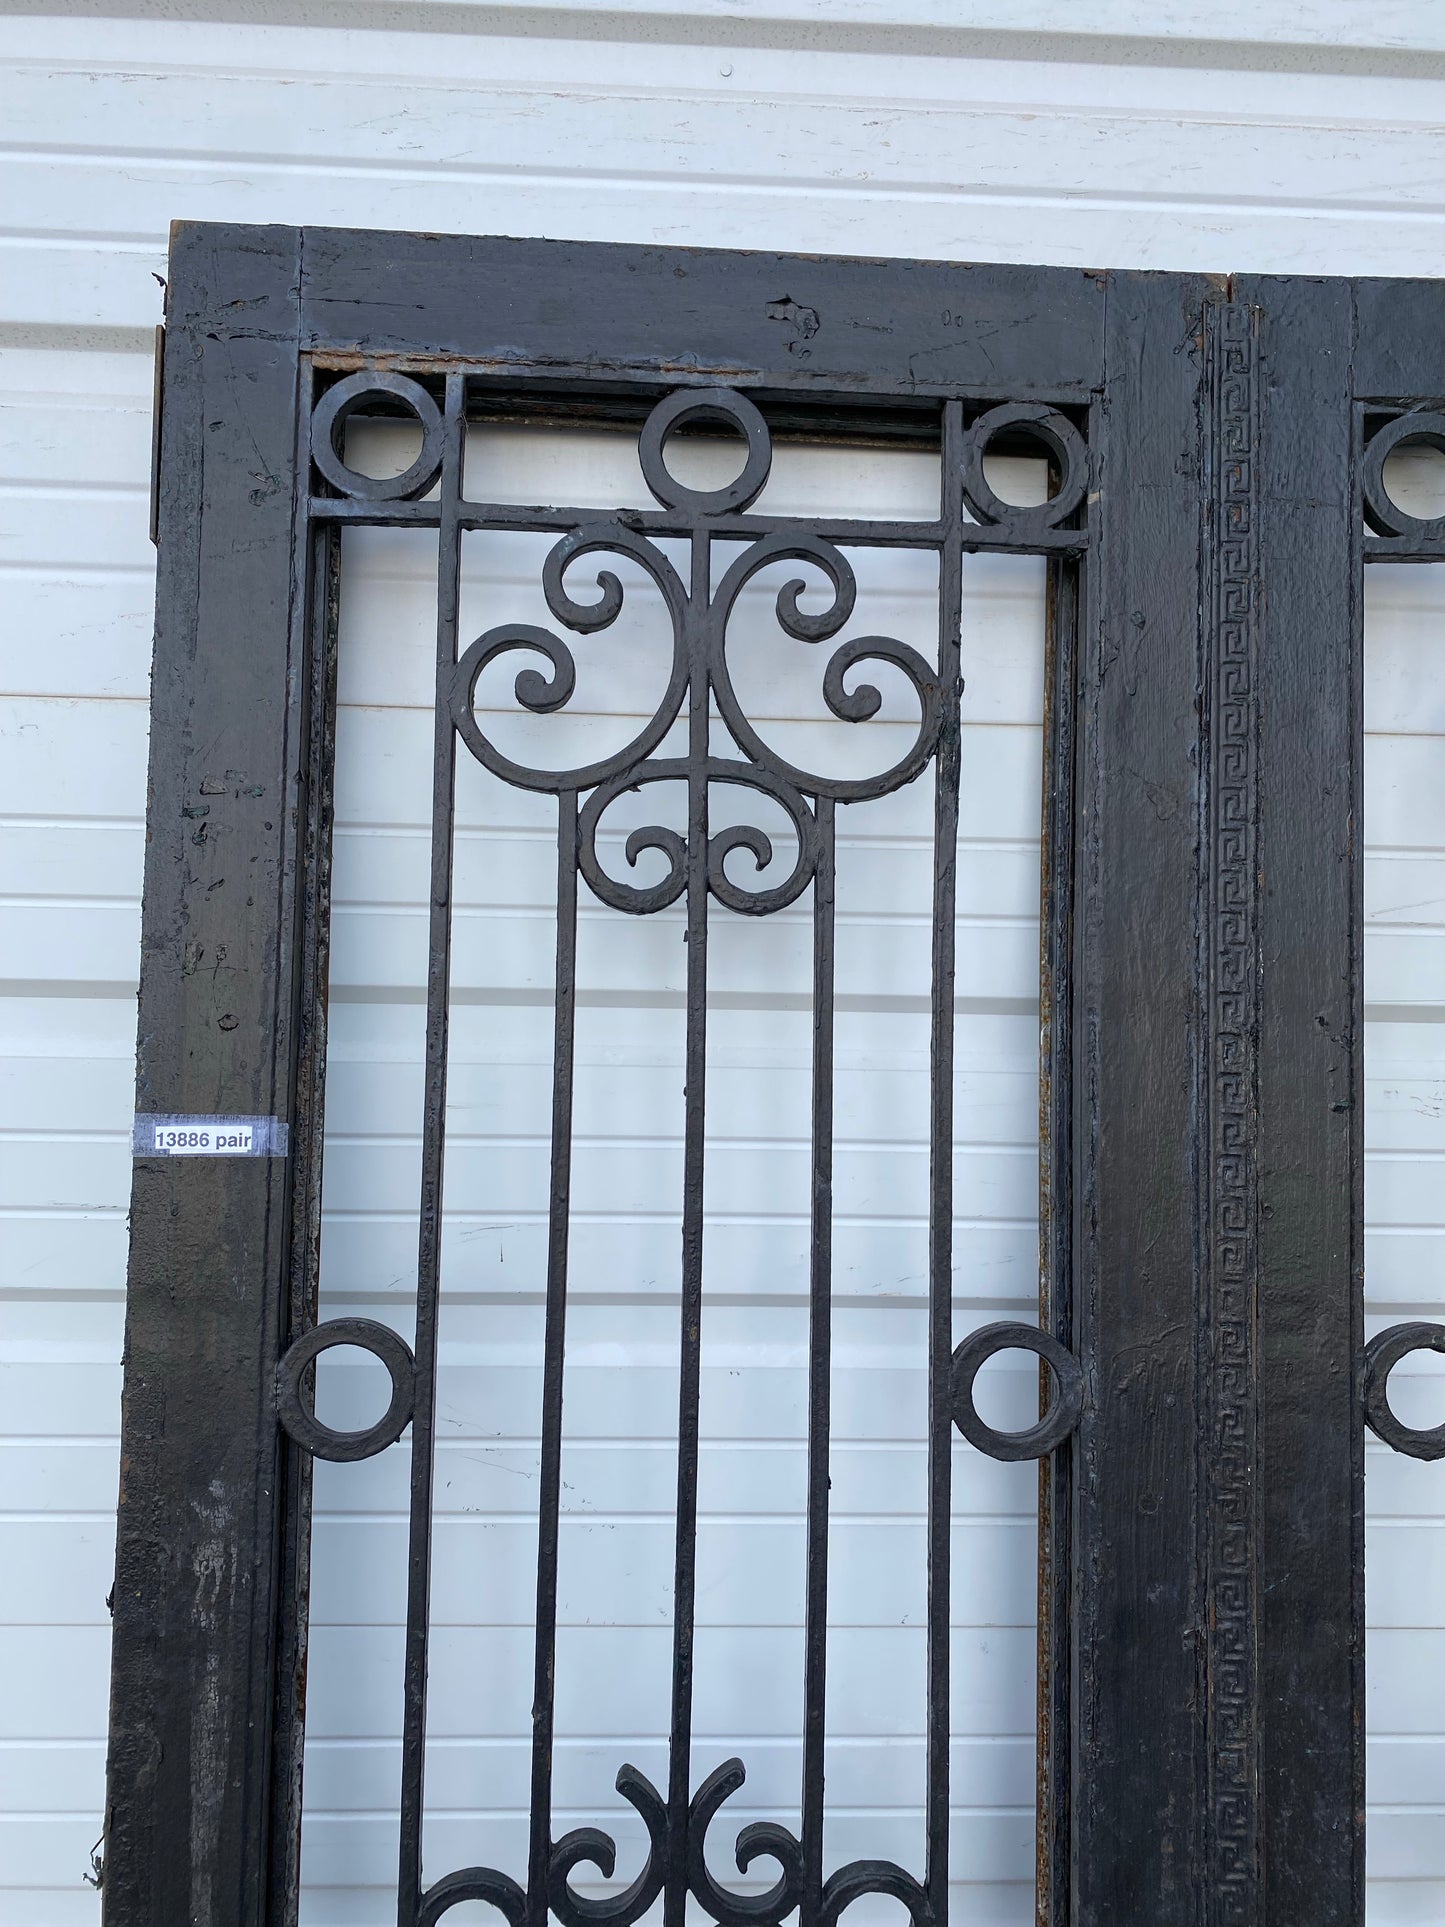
[[951, 1321, 1084, 1461], [311, 371, 445, 502], [276, 1317, 417, 1462], [638, 387, 772, 515], [1364, 1321, 1445, 1460], [961, 402, 1088, 532], [1362, 411, 1445, 539]]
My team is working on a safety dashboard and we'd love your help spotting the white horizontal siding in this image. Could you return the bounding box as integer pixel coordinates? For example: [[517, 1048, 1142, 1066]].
[[199, 1, 1445, 48], [17, 16, 1445, 346], [1364, 550, 1445, 1921], [6, 7, 1445, 1924]]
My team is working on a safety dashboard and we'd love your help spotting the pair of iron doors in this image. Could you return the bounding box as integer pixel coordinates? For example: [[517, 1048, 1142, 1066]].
[[104, 225, 1445, 1926]]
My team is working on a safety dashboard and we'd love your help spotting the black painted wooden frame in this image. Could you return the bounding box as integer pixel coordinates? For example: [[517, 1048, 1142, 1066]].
[[104, 225, 1398, 1927]]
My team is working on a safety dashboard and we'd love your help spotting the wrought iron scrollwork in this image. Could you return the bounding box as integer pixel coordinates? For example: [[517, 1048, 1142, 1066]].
[[450, 1752, 932, 1927], [417, 1864, 528, 1927], [448, 395, 944, 924], [547, 1763, 669, 1927], [819, 1859, 934, 1927], [575, 758, 821, 919], [1364, 1321, 1445, 1460], [709, 531, 944, 807], [450, 520, 691, 799], [686, 1758, 803, 1927]]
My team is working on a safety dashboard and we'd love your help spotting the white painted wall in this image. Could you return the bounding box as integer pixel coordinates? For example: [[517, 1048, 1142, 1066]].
[[6, 6, 1445, 1923]]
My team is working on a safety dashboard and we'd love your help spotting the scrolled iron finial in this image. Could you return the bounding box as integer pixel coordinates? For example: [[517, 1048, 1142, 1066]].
[[547, 1763, 669, 1927], [686, 1758, 804, 1927]]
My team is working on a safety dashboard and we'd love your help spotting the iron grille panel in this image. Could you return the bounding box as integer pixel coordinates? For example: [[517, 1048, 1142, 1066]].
[[276, 374, 1088, 1927]]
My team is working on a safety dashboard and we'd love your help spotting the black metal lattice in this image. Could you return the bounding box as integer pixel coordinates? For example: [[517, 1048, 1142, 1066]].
[[277, 376, 1088, 1927]]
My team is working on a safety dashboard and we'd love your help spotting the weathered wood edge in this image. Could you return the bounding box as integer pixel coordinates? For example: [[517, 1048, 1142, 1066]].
[[295, 225, 1109, 401], [1070, 269, 1212, 1926], [103, 221, 307, 1927], [1236, 270, 1364, 1925]]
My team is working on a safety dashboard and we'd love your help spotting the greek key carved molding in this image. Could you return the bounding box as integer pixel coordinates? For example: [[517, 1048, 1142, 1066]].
[[1203, 298, 1262, 1927]]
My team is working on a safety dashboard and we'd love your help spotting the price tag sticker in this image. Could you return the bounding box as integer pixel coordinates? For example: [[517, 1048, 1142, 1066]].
[[133, 1115, 289, 1158]]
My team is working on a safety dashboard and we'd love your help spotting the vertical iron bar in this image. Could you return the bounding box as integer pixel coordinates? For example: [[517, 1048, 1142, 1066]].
[[925, 400, 965, 1924], [1036, 553, 1077, 1927], [397, 372, 466, 1926], [528, 790, 580, 1922], [269, 512, 343, 1927], [802, 796, 837, 1921], [665, 527, 712, 1927]]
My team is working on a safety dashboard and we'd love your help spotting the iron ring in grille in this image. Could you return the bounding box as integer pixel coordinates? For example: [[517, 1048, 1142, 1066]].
[[951, 1321, 1084, 1461], [960, 401, 1089, 539], [637, 385, 773, 514], [1362, 409, 1445, 542], [311, 369, 446, 502], [275, 1316, 417, 1461], [1364, 1321, 1445, 1461]]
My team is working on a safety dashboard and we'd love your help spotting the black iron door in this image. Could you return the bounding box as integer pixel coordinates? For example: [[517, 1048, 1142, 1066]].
[[103, 230, 1428, 1926]]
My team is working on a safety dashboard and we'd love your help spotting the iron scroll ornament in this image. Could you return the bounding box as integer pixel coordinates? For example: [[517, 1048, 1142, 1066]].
[[447, 545, 944, 915]]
